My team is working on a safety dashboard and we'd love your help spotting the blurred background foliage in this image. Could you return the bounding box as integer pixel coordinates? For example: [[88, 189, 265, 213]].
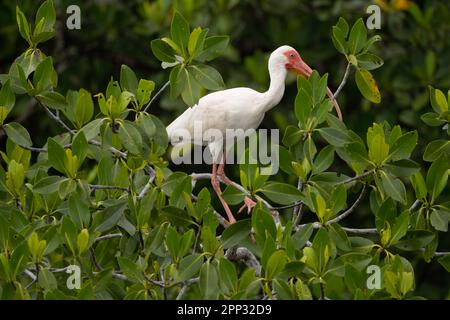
[[0, 0, 449, 298]]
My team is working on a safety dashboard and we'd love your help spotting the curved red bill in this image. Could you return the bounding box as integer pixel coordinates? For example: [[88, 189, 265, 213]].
[[292, 59, 343, 121]]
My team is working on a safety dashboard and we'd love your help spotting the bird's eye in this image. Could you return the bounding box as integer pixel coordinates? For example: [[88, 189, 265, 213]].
[[289, 53, 295, 58]]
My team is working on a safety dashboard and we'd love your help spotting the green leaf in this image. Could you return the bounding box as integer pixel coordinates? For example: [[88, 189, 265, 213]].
[[118, 120, 142, 155], [438, 255, 450, 272], [380, 171, 407, 204], [295, 88, 312, 124], [74, 89, 94, 128], [429, 86, 448, 113], [0, 80, 15, 111], [313, 145, 335, 174], [68, 193, 90, 230], [394, 230, 435, 251], [426, 155, 449, 204], [387, 131, 418, 162], [260, 182, 303, 205], [355, 69, 381, 103], [35, 0, 56, 33], [265, 250, 287, 280], [94, 202, 127, 233], [348, 18, 367, 54], [181, 69, 202, 106], [195, 36, 229, 62], [38, 269, 57, 290], [421, 112, 445, 127], [117, 257, 143, 283], [171, 12, 190, 57], [222, 185, 246, 205], [318, 127, 350, 147], [176, 254, 203, 282], [136, 79, 155, 108], [356, 53, 384, 70], [16, 6, 32, 46], [72, 131, 88, 164], [47, 138, 66, 174], [221, 219, 251, 249], [430, 209, 450, 232], [33, 176, 64, 194], [120, 65, 138, 95], [188, 27, 208, 59], [3, 122, 32, 147], [388, 210, 409, 246], [188, 64, 224, 90], [37, 91, 66, 110], [423, 140, 450, 162], [218, 258, 238, 294], [199, 260, 219, 299], [150, 39, 176, 62]]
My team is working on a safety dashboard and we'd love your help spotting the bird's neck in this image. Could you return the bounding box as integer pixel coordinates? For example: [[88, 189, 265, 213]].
[[261, 63, 287, 113]]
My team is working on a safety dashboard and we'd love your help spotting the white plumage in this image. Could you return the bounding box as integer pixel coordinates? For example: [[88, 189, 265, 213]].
[[166, 45, 341, 224]]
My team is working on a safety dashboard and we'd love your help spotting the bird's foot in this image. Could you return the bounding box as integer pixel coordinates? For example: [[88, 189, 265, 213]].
[[238, 196, 257, 215]]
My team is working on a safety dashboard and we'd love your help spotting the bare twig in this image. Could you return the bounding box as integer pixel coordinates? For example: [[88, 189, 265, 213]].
[[89, 184, 130, 192], [409, 199, 421, 212], [95, 233, 123, 242], [326, 184, 367, 225], [434, 251, 450, 257], [333, 62, 352, 98], [143, 81, 170, 113], [341, 227, 378, 235], [38, 100, 75, 135], [176, 277, 200, 300], [18, 145, 47, 153], [340, 170, 374, 185], [137, 175, 155, 199]]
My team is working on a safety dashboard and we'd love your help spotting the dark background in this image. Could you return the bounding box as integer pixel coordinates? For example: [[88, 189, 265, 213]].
[[0, 0, 449, 298]]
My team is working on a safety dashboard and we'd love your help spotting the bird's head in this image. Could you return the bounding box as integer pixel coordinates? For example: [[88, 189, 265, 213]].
[[271, 45, 343, 121], [270, 45, 312, 77]]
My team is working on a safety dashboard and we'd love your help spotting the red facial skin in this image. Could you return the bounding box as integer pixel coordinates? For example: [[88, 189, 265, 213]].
[[283, 49, 343, 121]]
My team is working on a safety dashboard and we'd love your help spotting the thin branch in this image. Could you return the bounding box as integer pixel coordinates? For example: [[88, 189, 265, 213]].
[[333, 62, 352, 98], [18, 145, 47, 153], [143, 81, 170, 113], [272, 201, 303, 210], [88, 139, 127, 158], [89, 184, 130, 192], [341, 227, 378, 235], [340, 170, 374, 185], [37, 100, 75, 135], [138, 175, 155, 199], [95, 233, 123, 242], [434, 251, 450, 257], [326, 184, 367, 225], [176, 277, 200, 300], [409, 199, 421, 212]]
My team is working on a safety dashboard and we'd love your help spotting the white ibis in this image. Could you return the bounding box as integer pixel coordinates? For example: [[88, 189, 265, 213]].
[[167, 45, 342, 224]]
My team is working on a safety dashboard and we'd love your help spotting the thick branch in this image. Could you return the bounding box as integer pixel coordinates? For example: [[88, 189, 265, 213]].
[[225, 247, 261, 276]]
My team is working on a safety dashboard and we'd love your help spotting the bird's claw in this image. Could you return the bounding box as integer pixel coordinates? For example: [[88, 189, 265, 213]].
[[238, 196, 257, 215]]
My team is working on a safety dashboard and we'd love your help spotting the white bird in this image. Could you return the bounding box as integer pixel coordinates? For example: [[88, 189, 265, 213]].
[[167, 45, 342, 224]]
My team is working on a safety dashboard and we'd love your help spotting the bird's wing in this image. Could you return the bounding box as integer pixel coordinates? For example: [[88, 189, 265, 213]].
[[166, 87, 263, 145]]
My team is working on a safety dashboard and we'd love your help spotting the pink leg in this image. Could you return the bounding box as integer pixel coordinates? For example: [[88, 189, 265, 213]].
[[211, 161, 237, 224], [238, 196, 257, 215], [217, 161, 233, 185]]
